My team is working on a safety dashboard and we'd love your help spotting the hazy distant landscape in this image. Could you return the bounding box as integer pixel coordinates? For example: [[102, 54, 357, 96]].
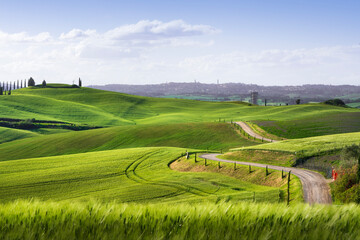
[[89, 82, 360, 106]]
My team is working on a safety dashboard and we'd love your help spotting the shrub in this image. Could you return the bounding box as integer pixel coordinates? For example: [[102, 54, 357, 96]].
[[324, 99, 346, 107], [333, 165, 360, 203]]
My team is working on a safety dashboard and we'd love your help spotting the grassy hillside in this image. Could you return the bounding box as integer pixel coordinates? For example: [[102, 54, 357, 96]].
[[233, 132, 360, 158], [0, 147, 279, 203], [172, 154, 302, 202], [0, 127, 39, 144], [0, 93, 131, 126], [254, 112, 360, 139], [0, 122, 258, 161], [2, 200, 360, 240], [0, 87, 356, 137]]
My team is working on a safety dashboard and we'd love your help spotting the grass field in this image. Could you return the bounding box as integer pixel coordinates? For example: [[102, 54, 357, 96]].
[[233, 131, 360, 158], [347, 102, 360, 108], [1, 200, 360, 240], [0, 126, 39, 144], [2, 85, 360, 238], [0, 147, 280, 203], [0, 87, 356, 135], [171, 154, 303, 203], [0, 122, 258, 162], [254, 112, 360, 139], [221, 150, 296, 167]]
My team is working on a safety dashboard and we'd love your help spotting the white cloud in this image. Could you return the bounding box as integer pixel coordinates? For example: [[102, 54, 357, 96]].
[[105, 20, 219, 41], [0, 31, 52, 43], [59, 29, 96, 40]]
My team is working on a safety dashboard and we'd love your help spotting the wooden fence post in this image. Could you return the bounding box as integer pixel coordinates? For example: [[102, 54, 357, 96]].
[[249, 165, 251, 173], [266, 165, 269, 176], [195, 153, 197, 163], [234, 162, 236, 170], [287, 170, 291, 205]]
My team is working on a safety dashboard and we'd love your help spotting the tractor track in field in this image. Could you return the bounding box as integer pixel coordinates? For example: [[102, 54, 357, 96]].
[[123, 151, 220, 199], [199, 153, 332, 204]]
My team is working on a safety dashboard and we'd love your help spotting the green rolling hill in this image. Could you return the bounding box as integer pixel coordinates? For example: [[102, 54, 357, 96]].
[[0, 84, 359, 204], [0, 122, 257, 162], [0, 147, 279, 203], [0, 86, 356, 138], [0, 127, 39, 144], [236, 131, 360, 157]]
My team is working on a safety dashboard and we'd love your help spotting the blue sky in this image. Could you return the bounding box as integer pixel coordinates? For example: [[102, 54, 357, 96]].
[[0, 0, 359, 85]]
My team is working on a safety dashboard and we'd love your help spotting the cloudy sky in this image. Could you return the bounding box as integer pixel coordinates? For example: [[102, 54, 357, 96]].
[[0, 0, 360, 86]]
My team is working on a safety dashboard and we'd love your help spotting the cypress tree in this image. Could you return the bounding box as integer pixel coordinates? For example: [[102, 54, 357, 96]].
[[0, 86, 3, 95], [28, 77, 35, 87]]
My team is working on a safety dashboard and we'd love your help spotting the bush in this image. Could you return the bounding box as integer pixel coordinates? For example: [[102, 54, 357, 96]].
[[324, 99, 346, 107], [340, 144, 360, 168], [333, 165, 360, 203]]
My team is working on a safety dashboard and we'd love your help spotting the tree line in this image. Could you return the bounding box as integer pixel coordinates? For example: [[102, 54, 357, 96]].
[[0, 77, 82, 95], [0, 77, 37, 95]]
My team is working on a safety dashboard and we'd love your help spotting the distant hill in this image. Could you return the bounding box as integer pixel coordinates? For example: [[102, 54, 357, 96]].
[[88, 82, 360, 104]]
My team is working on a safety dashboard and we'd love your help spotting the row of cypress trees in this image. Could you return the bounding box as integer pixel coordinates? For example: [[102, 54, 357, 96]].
[[0, 77, 82, 95], [0, 77, 36, 95]]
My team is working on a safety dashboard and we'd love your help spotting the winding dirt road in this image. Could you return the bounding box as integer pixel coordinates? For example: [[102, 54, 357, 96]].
[[199, 153, 332, 204], [235, 121, 278, 142]]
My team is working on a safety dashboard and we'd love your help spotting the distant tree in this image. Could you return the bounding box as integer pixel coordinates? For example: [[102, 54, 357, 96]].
[[8, 89, 11, 95], [296, 99, 301, 105], [42, 80, 47, 88], [20, 80, 23, 88], [17, 80, 19, 89], [324, 99, 346, 107], [28, 77, 35, 87], [0, 87, 3, 95], [79, 78, 82, 87], [264, 99, 267, 106]]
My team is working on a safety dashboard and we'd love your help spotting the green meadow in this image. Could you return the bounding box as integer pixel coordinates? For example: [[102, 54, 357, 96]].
[[1, 86, 357, 132], [1, 85, 360, 238], [0, 126, 39, 144], [0, 122, 257, 161], [236, 131, 360, 158], [0, 147, 279, 203]]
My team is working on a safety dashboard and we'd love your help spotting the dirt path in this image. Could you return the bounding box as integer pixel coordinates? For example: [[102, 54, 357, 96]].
[[199, 153, 332, 204], [235, 121, 278, 142]]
